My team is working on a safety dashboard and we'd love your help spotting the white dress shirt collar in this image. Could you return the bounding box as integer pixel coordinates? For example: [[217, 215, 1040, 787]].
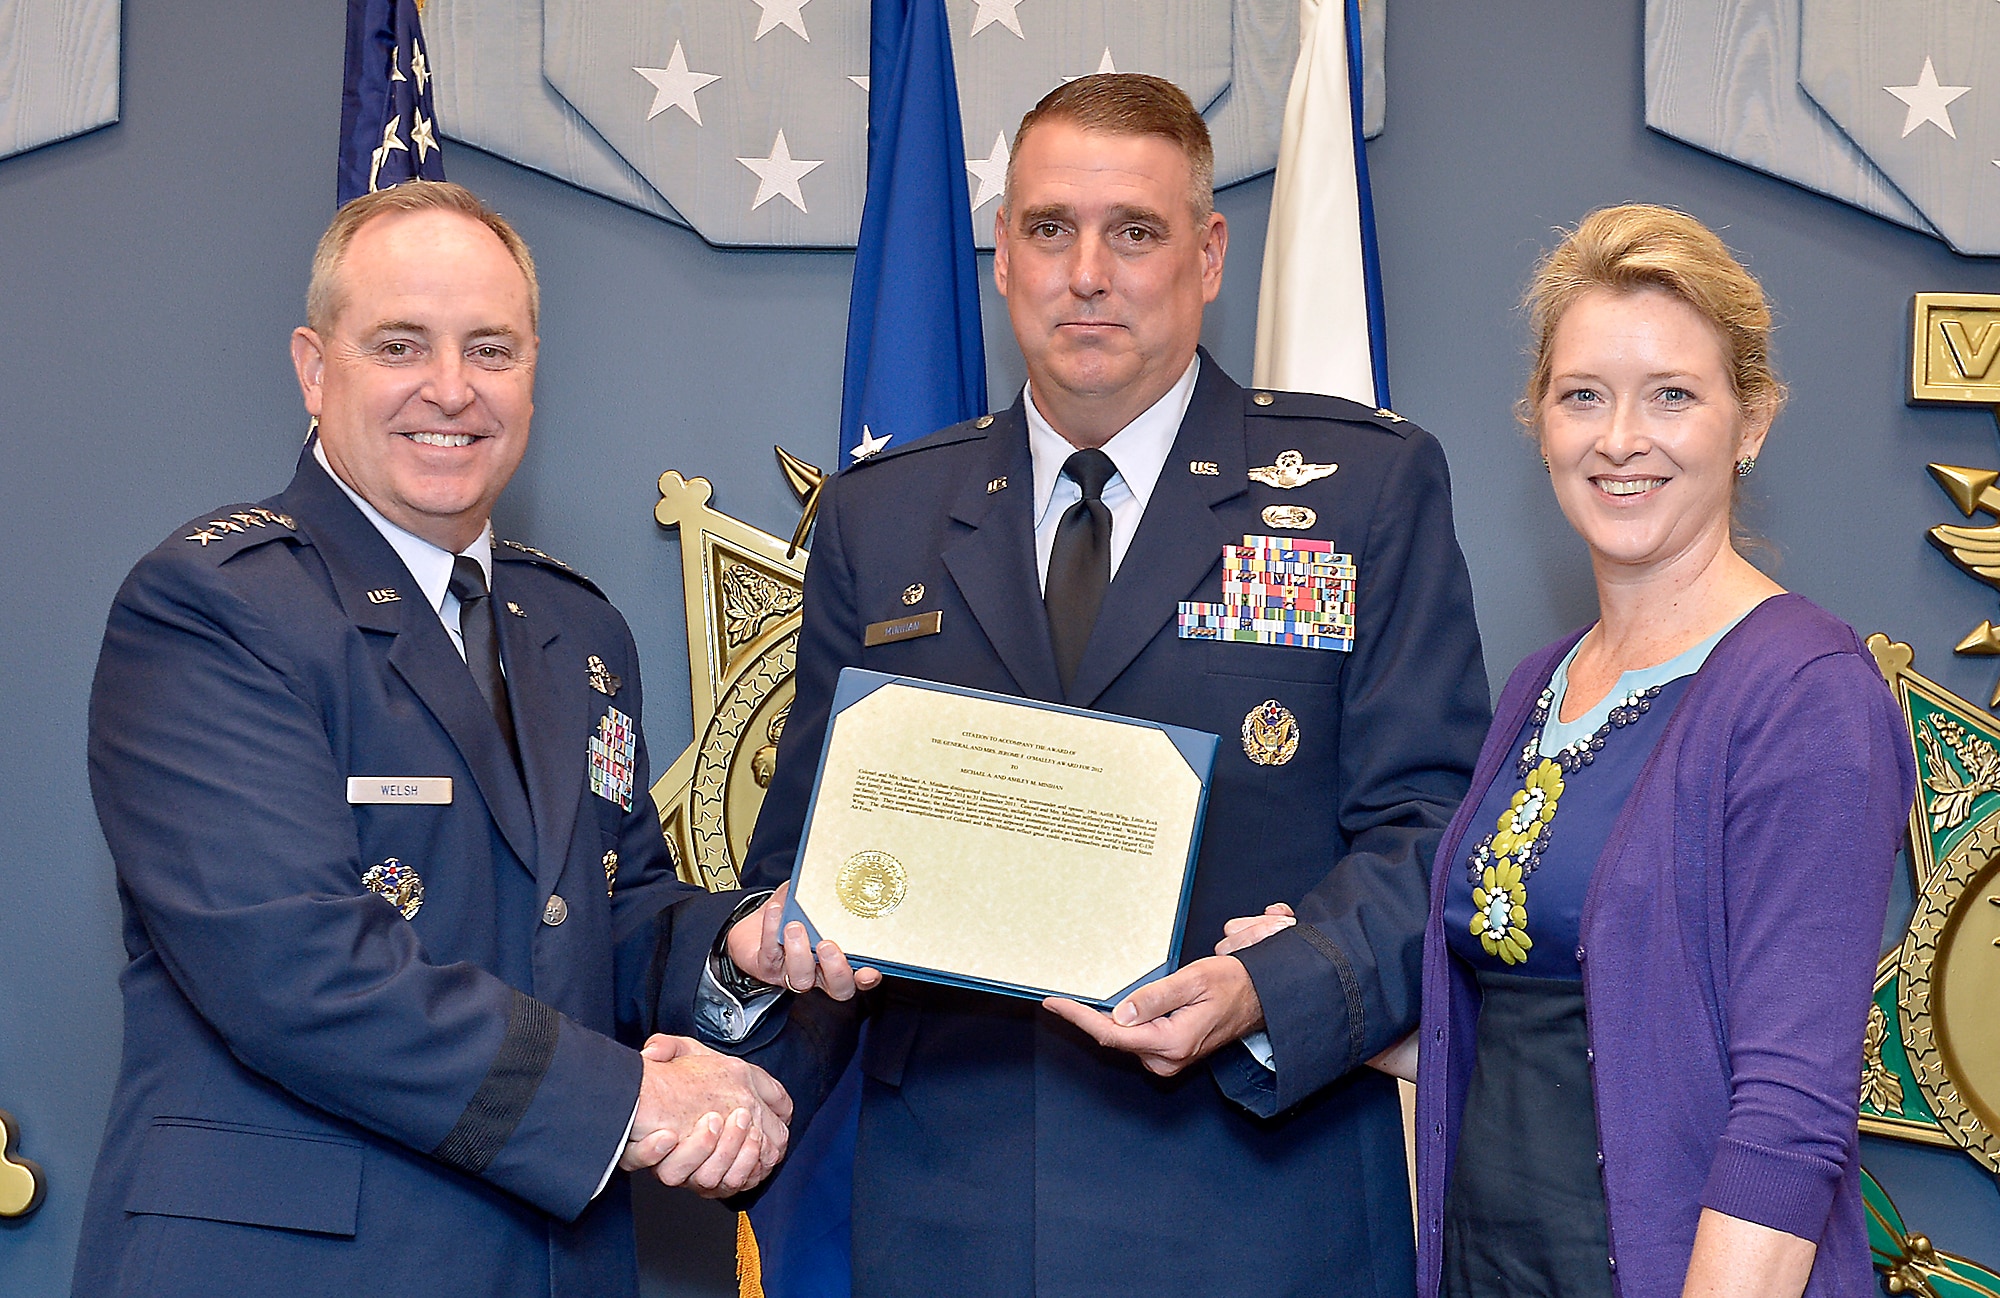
[[1026, 353, 1200, 532], [1025, 354, 1200, 587], [312, 439, 493, 618]]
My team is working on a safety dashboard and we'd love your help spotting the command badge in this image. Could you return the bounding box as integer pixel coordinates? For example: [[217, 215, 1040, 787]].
[[902, 583, 925, 606], [587, 654, 622, 696], [603, 848, 619, 897], [361, 858, 424, 919], [590, 706, 638, 810], [1261, 505, 1317, 530], [1242, 700, 1301, 766]]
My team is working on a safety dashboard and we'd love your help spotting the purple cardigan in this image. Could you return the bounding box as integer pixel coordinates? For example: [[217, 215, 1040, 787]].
[[1414, 595, 1915, 1298]]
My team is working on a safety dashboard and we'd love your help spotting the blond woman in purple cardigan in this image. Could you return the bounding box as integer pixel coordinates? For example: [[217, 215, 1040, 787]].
[[1413, 207, 1911, 1297], [1228, 206, 1913, 1297]]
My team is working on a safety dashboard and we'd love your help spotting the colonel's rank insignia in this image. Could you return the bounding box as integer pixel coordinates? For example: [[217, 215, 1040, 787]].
[[1242, 700, 1301, 767], [590, 707, 638, 810], [361, 858, 424, 920]]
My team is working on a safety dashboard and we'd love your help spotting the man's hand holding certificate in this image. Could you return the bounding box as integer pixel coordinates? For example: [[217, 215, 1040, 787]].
[[775, 670, 1216, 1008]]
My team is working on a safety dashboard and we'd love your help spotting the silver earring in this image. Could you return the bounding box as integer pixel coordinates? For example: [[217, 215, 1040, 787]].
[[1735, 456, 1756, 478]]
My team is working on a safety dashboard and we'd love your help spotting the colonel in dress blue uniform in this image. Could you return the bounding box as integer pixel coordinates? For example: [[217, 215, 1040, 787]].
[[743, 77, 1490, 1297], [71, 182, 800, 1298]]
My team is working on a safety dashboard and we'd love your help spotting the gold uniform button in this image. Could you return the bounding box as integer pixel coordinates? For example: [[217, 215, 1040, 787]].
[[542, 894, 569, 926], [975, 414, 995, 429], [1252, 392, 1275, 406]]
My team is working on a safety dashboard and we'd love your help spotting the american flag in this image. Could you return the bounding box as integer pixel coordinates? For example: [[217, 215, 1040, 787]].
[[338, 0, 447, 206]]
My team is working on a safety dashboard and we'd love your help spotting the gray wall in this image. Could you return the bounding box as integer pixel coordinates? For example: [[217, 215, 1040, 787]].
[[5, 2, 1999, 1294]]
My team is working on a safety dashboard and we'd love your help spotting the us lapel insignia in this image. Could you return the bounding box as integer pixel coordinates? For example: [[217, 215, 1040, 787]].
[[1261, 505, 1317, 530], [1242, 700, 1301, 766], [361, 858, 424, 919], [590, 707, 637, 810], [587, 654, 622, 696], [1190, 460, 1220, 476], [505, 601, 527, 618], [987, 476, 1008, 494], [1249, 450, 1338, 489], [366, 588, 402, 604]]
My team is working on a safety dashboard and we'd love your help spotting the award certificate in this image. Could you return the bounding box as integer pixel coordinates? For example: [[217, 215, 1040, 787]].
[[780, 669, 1216, 1007]]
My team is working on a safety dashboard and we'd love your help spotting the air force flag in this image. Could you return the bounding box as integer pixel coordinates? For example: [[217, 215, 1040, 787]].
[[838, 0, 988, 464], [339, 0, 448, 206]]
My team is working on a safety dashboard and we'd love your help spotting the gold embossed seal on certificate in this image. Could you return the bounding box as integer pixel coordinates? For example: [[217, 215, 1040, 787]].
[[780, 668, 1217, 1008]]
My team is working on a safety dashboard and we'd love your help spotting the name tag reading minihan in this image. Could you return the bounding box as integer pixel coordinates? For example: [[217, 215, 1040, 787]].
[[347, 777, 453, 805], [864, 611, 943, 647]]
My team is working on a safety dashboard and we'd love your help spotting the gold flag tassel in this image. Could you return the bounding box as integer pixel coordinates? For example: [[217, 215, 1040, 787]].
[[736, 1211, 767, 1298]]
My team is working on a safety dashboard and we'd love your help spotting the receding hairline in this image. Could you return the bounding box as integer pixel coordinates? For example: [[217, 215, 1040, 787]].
[[305, 181, 540, 336]]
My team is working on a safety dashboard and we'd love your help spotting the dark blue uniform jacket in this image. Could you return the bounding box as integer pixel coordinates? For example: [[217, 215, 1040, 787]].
[[744, 356, 1491, 1298], [72, 450, 751, 1298]]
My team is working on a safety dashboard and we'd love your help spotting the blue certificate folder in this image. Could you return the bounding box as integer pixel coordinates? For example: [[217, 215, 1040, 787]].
[[779, 668, 1217, 1009]]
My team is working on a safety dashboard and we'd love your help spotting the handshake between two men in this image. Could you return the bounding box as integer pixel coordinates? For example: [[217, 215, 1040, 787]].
[[617, 884, 883, 1197], [625, 886, 1302, 1198]]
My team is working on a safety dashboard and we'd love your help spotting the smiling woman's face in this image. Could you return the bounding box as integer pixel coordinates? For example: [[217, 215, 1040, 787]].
[[1538, 287, 1769, 582]]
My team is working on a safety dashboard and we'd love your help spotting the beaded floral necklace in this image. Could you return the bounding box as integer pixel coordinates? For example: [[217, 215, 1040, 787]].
[[1464, 678, 1663, 966]]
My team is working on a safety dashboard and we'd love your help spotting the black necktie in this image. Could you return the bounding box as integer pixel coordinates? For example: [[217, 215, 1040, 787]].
[[1045, 448, 1118, 695], [450, 555, 521, 770]]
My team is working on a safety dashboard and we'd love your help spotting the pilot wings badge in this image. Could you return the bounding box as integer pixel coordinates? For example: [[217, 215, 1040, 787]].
[[1249, 450, 1338, 490]]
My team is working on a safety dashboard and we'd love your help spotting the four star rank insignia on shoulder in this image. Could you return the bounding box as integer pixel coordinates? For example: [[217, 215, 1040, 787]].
[[184, 507, 294, 545]]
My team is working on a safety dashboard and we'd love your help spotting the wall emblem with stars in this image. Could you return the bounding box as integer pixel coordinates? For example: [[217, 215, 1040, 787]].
[[425, 0, 1388, 250], [1649, 0, 2000, 257]]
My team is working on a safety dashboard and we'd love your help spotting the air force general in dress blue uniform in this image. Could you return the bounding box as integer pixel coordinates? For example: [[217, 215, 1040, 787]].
[[72, 184, 798, 1298], [743, 77, 1490, 1298]]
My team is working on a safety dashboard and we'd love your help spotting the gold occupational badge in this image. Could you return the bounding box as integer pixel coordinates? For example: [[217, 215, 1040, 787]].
[[587, 654, 622, 697], [1248, 450, 1338, 490], [1261, 505, 1318, 530], [361, 858, 424, 919], [836, 850, 907, 918], [603, 849, 618, 898], [1241, 700, 1301, 766], [902, 583, 925, 606]]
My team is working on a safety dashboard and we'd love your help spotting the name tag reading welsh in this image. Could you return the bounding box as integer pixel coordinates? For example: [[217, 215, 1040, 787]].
[[346, 777, 453, 805]]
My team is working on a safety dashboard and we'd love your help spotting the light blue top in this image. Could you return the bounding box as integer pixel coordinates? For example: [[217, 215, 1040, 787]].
[[1538, 605, 1759, 757]]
